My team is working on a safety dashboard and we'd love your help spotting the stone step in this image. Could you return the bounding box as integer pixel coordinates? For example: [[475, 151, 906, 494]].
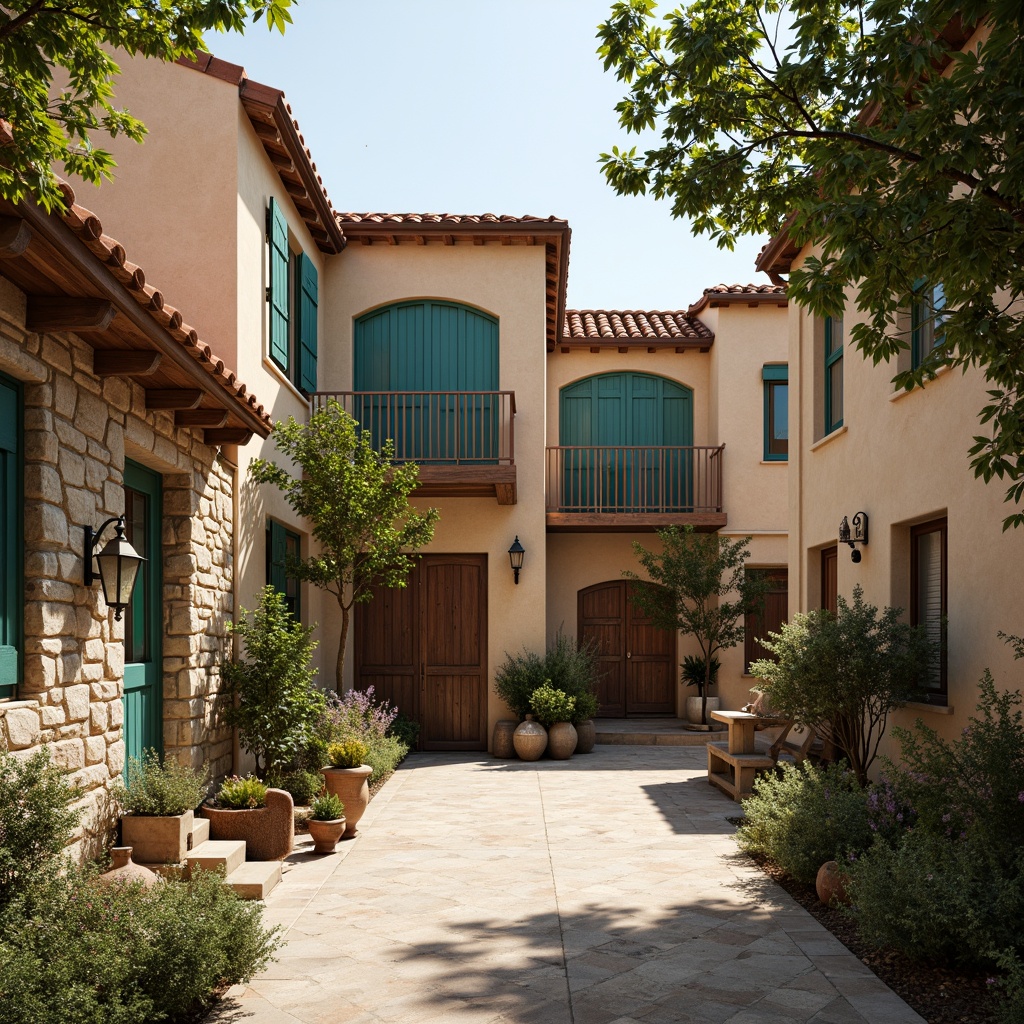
[[595, 720, 728, 746], [189, 816, 210, 848], [226, 860, 282, 900], [186, 839, 246, 878]]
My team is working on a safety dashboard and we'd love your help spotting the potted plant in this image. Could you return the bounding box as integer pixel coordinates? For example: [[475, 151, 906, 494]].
[[307, 793, 346, 854], [321, 740, 372, 838], [114, 749, 208, 865], [202, 775, 294, 861], [681, 655, 721, 727], [570, 691, 600, 754], [530, 682, 578, 760]]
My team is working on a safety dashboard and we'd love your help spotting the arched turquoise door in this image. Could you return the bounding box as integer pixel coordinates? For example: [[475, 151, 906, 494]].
[[354, 301, 499, 461], [559, 373, 693, 511]]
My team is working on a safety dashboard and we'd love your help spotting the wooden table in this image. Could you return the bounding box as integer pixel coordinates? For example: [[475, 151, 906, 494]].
[[706, 710, 788, 802]]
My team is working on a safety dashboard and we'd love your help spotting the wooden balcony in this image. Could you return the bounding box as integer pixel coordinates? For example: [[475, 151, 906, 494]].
[[310, 391, 517, 504], [545, 445, 726, 531]]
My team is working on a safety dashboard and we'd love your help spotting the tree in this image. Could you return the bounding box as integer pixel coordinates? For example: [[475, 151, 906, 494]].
[[624, 526, 769, 725], [749, 585, 934, 785], [598, 1, 1024, 527], [249, 399, 439, 690], [0, 1, 292, 211]]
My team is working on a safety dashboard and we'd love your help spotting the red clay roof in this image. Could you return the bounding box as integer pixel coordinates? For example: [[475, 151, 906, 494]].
[[337, 213, 567, 227], [686, 282, 788, 315], [560, 310, 713, 353]]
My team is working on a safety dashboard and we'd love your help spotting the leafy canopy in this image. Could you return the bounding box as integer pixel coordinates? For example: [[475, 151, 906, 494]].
[[0, 1, 292, 211], [249, 399, 439, 689], [599, 1, 1024, 527]]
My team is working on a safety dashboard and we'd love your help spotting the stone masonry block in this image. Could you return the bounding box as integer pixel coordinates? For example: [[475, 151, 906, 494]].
[[53, 376, 77, 419], [24, 600, 76, 638], [23, 429, 58, 464], [107, 740, 124, 775], [24, 464, 62, 504], [108, 699, 123, 728], [104, 643, 124, 678], [22, 653, 56, 692], [89, 701, 108, 734], [90, 682, 119, 701], [76, 391, 108, 442], [84, 735, 106, 765], [51, 739, 85, 771], [102, 377, 130, 413], [65, 485, 98, 527], [24, 502, 69, 546], [64, 684, 90, 722], [54, 417, 87, 454], [41, 336, 73, 375], [25, 578, 75, 604], [85, 457, 107, 491], [3, 707, 41, 749]]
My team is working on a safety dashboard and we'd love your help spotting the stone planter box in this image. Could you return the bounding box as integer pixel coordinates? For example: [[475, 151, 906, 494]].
[[121, 809, 194, 864], [202, 788, 294, 861]]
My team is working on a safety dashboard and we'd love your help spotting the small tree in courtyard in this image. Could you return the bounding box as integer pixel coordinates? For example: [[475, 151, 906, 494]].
[[625, 526, 768, 725], [249, 399, 439, 689], [749, 586, 934, 786]]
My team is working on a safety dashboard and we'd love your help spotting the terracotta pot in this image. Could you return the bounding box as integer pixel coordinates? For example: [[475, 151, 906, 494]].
[[574, 719, 596, 754], [99, 847, 158, 888], [685, 695, 721, 725], [321, 765, 373, 838], [307, 817, 347, 854], [816, 860, 851, 907], [492, 719, 518, 759], [203, 788, 294, 861], [121, 809, 194, 864], [547, 721, 578, 760], [513, 715, 547, 761]]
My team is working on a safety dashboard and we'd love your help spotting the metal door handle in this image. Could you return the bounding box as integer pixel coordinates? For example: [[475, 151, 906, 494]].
[[626, 651, 631, 659]]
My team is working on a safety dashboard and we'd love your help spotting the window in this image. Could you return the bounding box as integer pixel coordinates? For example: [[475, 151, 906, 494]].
[[267, 197, 318, 394], [744, 569, 788, 672], [911, 518, 947, 701], [762, 365, 788, 461], [266, 519, 301, 621], [0, 373, 20, 699], [820, 546, 838, 616], [824, 315, 843, 433], [912, 281, 946, 369]]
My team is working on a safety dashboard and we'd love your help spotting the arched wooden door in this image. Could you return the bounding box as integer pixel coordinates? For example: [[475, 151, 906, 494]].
[[578, 581, 676, 717]]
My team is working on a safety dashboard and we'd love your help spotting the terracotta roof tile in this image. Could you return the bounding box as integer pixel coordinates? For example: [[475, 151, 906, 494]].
[[336, 212, 567, 226], [686, 282, 788, 315], [563, 309, 713, 342]]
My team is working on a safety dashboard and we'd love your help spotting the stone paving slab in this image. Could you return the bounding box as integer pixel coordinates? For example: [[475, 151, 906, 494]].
[[210, 746, 924, 1024]]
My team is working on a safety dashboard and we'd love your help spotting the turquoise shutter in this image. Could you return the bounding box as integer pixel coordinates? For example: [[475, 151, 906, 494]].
[[267, 198, 290, 370], [0, 375, 20, 694], [297, 253, 318, 393], [267, 520, 288, 596]]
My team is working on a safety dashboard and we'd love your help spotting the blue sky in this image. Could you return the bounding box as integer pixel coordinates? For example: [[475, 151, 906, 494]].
[[210, 0, 771, 311]]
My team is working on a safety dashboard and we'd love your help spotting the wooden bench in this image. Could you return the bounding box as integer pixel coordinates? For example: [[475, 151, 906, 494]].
[[707, 742, 777, 802]]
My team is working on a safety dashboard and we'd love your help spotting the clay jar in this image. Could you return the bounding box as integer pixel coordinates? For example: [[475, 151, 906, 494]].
[[307, 816, 347, 854], [321, 765, 373, 838], [492, 720, 518, 759], [99, 847, 158, 888], [547, 721, 578, 760], [512, 715, 548, 761], [575, 719, 597, 754], [816, 860, 851, 907]]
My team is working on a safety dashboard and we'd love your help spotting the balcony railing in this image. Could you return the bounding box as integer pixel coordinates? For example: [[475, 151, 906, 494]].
[[310, 391, 516, 465], [546, 445, 724, 514]]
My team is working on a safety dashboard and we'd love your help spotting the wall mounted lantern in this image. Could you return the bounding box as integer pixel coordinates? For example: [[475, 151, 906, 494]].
[[838, 512, 869, 563], [84, 516, 145, 620], [508, 536, 525, 585]]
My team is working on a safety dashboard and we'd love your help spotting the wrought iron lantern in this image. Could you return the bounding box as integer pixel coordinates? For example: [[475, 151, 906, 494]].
[[84, 516, 145, 620], [508, 536, 525, 585], [838, 511, 869, 563]]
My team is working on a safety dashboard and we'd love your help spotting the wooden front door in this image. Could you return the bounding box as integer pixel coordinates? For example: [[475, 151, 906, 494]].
[[355, 554, 487, 750], [578, 581, 675, 717]]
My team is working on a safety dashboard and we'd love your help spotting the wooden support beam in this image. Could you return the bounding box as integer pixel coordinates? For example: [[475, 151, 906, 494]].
[[26, 296, 117, 333], [0, 217, 31, 258], [93, 349, 162, 377], [203, 427, 253, 446], [174, 408, 229, 428], [145, 389, 203, 410]]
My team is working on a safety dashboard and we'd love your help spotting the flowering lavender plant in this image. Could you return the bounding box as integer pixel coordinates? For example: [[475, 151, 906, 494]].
[[325, 686, 398, 744]]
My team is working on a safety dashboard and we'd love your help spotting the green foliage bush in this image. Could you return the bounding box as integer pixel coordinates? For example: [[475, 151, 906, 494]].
[[114, 750, 207, 817], [681, 654, 719, 694], [529, 683, 576, 729], [216, 776, 267, 810], [221, 586, 325, 780], [362, 734, 408, 786], [496, 632, 600, 723], [0, 865, 280, 1024], [311, 793, 345, 821], [269, 768, 323, 806], [495, 647, 547, 719], [387, 712, 421, 748], [737, 760, 871, 884], [0, 748, 80, 906], [327, 739, 368, 769]]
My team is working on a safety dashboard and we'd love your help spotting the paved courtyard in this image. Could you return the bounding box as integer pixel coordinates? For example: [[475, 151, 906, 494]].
[[214, 746, 924, 1024]]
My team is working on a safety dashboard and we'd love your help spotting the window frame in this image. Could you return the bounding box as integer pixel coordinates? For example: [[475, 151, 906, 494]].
[[744, 567, 788, 673], [762, 364, 788, 461], [266, 518, 302, 622], [0, 371, 21, 700], [910, 517, 948, 702], [823, 315, 844, 434], [911, 282, 946, 369]]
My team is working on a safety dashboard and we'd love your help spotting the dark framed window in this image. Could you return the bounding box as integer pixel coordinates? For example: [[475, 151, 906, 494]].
[[0, 372, 21, 699], [744, 568, 788, 672], [820, 545, 838, 616], [911, 518, 947, 701], [824, 316, 844, 433], [762, 365, 788, 461], [266, 519, 301, 621], [912, 282, 946, 369]]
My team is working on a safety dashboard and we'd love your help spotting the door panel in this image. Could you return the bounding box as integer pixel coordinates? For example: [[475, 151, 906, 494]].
[[626, 599, 675, 714], [578, 583, 626, 717]]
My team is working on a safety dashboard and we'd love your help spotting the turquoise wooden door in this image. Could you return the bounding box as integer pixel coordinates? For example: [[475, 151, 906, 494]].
[[559, 373, 693, 511], [122, 461, 162, 765], [354, 301, 499, 461]]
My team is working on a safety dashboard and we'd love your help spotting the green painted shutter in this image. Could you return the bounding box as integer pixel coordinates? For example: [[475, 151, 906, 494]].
[[0, 375, 19, 695], [267, 198, 290, 371], [267, 519, 288, 596], [296, 252, 318, 393]]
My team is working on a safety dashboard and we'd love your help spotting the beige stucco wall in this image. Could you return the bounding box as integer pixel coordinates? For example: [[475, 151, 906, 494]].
[[321, 243, 549, 734], [787, 258, 1024, 761]]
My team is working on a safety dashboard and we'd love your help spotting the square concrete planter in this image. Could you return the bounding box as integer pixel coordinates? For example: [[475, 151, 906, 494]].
[[121, 809, 194, 864]]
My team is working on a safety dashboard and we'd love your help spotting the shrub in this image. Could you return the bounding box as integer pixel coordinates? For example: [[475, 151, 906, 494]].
[[0, 748, 80, 906], [0, 864, 280, 1024], [571, 690, 600, 724], [529, 682, 576, 729], [363, 734, 409, 786], [495, 647, 547, 719], [387, 713, 421, 748], [737, 760, 871, 884], [749, 585, 934, 785], [311, 793, 345, 821], [324, 685, 398, 744], [496, 632, 600, 722], [114, 750, 207, 817], [216, 776, 267, 810], [269, 769, 323, 806], [680, 654, 719, 695], [995, 949, 1024, 1024], [221, 586, 325, 780], [327, 739, 368, 769]]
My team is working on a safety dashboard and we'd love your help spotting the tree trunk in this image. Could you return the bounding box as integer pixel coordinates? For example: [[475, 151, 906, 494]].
[[336, 596, 350, 692]]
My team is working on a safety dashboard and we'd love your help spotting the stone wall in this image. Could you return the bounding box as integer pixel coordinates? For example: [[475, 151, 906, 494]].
[[0, 276, 236, 857]]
